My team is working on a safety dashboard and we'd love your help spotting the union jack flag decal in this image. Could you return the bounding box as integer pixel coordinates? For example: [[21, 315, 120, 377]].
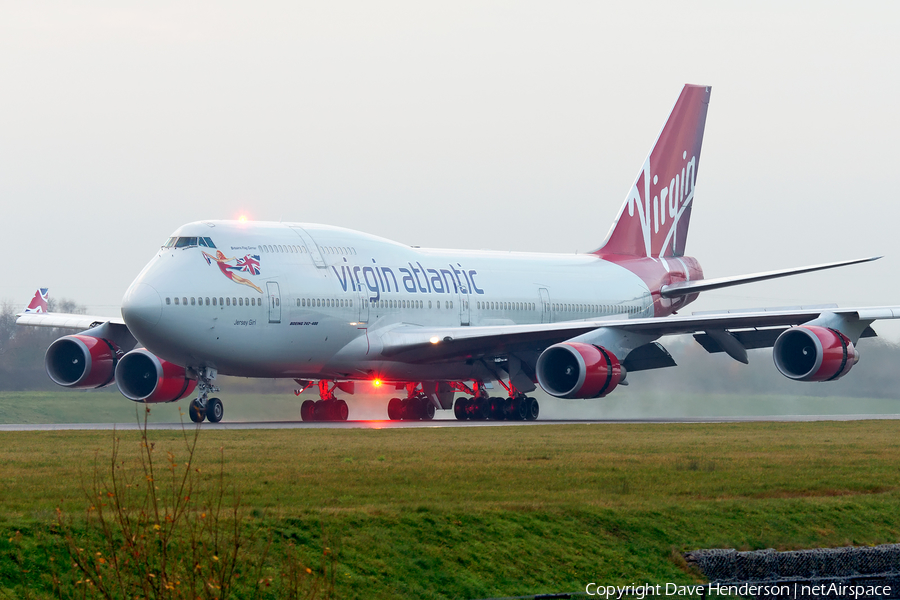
[[235, 255, 261, 275]]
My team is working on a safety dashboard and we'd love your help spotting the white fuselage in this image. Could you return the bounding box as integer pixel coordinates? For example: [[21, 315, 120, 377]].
[[122, 221, 658, 381]]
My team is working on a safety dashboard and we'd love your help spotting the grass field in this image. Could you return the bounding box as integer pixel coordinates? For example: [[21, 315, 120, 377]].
[[2, 417, 900, 598]]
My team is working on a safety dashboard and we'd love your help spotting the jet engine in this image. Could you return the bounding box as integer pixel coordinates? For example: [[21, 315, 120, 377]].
[[115, 348, 197, 403], [535, 342, 623, 399], [45, 335, 120, 389], [773, 325, 859, 382]]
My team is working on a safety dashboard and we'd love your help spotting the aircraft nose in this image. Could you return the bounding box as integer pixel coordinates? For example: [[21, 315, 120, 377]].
[[122, 283, 162, 329]]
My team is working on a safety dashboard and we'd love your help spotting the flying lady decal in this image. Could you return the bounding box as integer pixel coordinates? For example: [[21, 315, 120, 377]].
[[202, 251, 263, 293]]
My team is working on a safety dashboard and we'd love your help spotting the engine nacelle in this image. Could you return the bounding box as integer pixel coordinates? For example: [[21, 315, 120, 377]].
[[115, 349, 197, 403], [535, 342, 623, 399], [773, 325, 859, 382], [45, 335, 120, 389]]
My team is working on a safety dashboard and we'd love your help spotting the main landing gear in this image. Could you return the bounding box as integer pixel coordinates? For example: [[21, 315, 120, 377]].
[[453, 381, 539, 421], [387, 383, 437, 421], [188, 369, 224, 424], [300, 381, 350, 422]]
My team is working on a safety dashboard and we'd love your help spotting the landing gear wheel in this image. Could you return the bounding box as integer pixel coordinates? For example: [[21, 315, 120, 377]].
[[189, 400, 206, 423], [525, 397, 539, 421], [301, 400, 316, 421], [454, 397, 468, 421], [388, 397, 403, 420], [335, 399, 349, 421], [314, 400, 328, 420], [421, 399, 435, 421], [513, 397, 527, 421], [490, 397, 504, 420], [206, 397, 224, 423]]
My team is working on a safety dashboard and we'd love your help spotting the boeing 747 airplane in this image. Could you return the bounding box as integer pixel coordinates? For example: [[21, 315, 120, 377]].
[[17, 85, 895, 423]]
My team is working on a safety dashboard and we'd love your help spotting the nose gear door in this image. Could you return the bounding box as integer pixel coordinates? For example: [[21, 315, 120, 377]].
[[267, 282, 281, 323]]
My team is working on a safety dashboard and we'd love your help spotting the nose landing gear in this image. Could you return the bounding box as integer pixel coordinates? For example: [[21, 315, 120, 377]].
[[188, 368, 223, 423]]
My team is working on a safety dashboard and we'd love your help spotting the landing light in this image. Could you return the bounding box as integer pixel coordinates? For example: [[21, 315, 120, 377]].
[[372, 379, 383, 388], [429, 336, 440, 344], [238, 215, 248, 223]]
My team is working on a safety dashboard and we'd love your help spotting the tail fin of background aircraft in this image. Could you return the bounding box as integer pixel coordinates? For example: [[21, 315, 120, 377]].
[[595, 84, 711, 258], [24, 288, 49, 314]]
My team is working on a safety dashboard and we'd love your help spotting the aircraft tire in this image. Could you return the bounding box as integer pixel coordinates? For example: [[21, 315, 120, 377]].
[[525, 397, 539, 421], [314, 400, 328, 420], [189, 400, 206, 423], [421, 399, 435, 421], [388, 397, 403, 420], [301, 400, 316, 421], [501, 398, 516, 421], [454, 398, 467, 420], [335, 399, 349, 421], [490, 397, 504, 420], [407, 397, 422, 420], [206, 397, 224, 423], [513, 397, 527, 421]]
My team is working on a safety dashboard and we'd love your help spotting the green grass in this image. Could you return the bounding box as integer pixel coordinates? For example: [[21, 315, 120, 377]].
[[2, 420, 900, 598]]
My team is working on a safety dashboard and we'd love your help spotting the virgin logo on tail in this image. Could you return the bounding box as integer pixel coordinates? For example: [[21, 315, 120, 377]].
[[626, 150, 698, 257], [596, 84, 710, 259]]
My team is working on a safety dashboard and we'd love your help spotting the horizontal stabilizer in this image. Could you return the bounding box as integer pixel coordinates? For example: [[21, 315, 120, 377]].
[[660, 256, 881, 298]]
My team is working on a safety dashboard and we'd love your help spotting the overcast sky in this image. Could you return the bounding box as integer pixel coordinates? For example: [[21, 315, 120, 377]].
[[3, 2, 899, 336]]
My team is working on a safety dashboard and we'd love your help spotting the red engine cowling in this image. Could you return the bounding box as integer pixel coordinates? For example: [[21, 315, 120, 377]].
[[773, 325, 859, 382], [45, 335, 120, 389], [114, 349, 197, 403], [535, 342, 623, 399]]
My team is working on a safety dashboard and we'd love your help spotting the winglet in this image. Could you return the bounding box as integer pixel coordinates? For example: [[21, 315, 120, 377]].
[[24, 288, 49, 314]]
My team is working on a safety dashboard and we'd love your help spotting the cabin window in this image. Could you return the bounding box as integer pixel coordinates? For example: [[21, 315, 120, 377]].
[[174, 297, 180, 305], [191, 297, 196, 306], [166, 297, 171, 305]]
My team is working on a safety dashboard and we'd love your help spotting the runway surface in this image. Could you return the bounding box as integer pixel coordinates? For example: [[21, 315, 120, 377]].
[[3, 414, 900, 431]]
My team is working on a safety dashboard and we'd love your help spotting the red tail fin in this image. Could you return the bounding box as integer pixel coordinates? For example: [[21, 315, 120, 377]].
[[596, 85, 711, 258]]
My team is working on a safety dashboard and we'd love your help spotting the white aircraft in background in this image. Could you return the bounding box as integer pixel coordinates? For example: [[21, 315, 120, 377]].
[[18, 85, 895, 423]]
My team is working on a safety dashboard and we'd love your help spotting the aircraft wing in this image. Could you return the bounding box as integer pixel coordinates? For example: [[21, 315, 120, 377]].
[[375, 305, 898, 366], [15, 312, 126, 330]]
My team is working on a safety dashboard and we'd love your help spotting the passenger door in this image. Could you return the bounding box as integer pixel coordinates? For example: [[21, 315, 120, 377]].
[[539, 288, 551, 323], [458, 283, 470, 326], [357, 287, 369, 325], [267, 282, 281, 323]]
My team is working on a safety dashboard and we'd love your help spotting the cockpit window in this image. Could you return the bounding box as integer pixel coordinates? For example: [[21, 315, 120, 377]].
[[163, 237, 177, 248], [204, 237, 216, 248], [174, 237, 199, 248]]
